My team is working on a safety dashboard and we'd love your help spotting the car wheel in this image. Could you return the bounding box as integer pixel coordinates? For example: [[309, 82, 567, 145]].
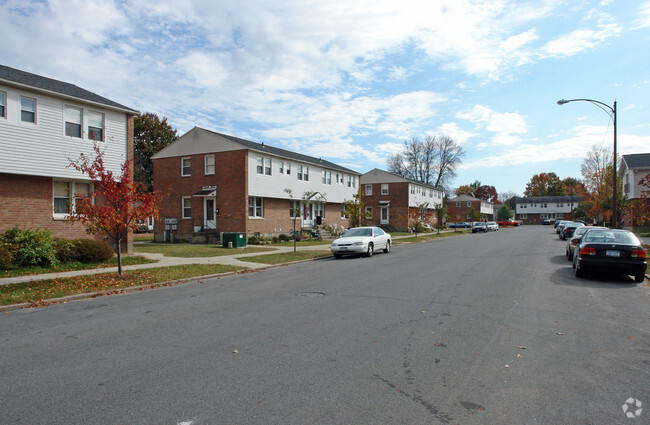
[[568, 250, 573, 261], [574, 262, 583, 278], [333, 254, 342, 258], [383, 241, 390, 253], [634, 274, 645, 283], [366, 243, 374, 257]]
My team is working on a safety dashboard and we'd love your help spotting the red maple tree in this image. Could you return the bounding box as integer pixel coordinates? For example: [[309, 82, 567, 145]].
[[68, 141, 159, 275]]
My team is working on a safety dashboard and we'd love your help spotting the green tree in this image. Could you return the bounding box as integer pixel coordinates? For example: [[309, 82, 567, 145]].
[[342, 190, 370, 228], [496, 205, 513, 221], [468, 208, 483, 222], [134, 113, 178, 191]]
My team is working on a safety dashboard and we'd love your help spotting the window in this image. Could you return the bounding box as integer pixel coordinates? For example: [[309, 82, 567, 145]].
[[365, 184, 373, 196], [248, 197, 263, 217], [347, 175, 352, 188], [304, 166, 309, 181], [467, 201, 471, 207], [336, 173, 341, 184], [0, 92, 6, 118], [351, 176, 355, 188], [205, 155, 215, 175], [290, 200, 300, 218], [520, 213, 527, 219], [65, 106, 82, 138], [327, 171, 331, 185], [74, 183, 90, 208], [53, 181, 70, 214], [381, 184, 389, 195], [365, 206, 372, 219], [297, 165, 303, 180], [322, 171, 327, 184], [264, 158, 272, 175], [279, 161, 284, 174], [341, 204, 348, 219], [429, 189, 433, 198], [21, 97, 36, 123], [456, 202, 461, 207], [256, 157, 263, 174], [182, 197, 191, 219], [181, 157, 191, 176], [88, 111, 104, 141], [411, 185, 415, 194]]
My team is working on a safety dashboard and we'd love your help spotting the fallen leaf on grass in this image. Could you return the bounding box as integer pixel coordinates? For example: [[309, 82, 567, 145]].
[[556, 332, 565, 335], [232, 349, 239, 354], [505, 364, 510, 368], [516, 354, 522, 358], [516, 346, 527, 349]]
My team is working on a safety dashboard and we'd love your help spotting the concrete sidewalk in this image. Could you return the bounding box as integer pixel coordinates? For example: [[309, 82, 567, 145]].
[[0, 243, 335, 286], [0, 231, 458, 286]]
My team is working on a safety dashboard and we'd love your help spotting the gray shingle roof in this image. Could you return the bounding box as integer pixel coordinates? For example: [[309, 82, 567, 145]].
[[201, 127, 360, 175], [622, 153, 650, 169], [0, 64, 138, 113]]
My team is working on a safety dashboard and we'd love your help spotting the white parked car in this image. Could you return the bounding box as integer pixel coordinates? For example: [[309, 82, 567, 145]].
[[486, 221, 499, 231], [330, 226, 391, 258]]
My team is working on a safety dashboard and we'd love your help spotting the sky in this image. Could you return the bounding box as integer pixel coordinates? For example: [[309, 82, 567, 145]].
[[2, 0, 650, 196]]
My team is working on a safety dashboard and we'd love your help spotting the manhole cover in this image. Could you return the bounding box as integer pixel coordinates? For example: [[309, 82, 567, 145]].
[[297, 292, 326, 298]]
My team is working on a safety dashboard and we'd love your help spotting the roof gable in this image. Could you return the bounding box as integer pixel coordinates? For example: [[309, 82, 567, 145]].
[[0, 64, 137, 114], [361, 168, 443, 190], [622, 153, 650, 169]]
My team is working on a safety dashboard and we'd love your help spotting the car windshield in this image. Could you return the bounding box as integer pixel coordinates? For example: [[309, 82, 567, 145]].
[[583, 230, 639, 245], [343, 228, 372, 237], [574, 227, 589, 236]]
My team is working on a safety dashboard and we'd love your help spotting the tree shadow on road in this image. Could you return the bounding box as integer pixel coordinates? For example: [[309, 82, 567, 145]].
[[550, 265, 641, 289]]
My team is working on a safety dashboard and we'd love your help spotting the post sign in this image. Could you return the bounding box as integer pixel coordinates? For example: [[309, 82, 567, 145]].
[[165, 218, 178, 231]]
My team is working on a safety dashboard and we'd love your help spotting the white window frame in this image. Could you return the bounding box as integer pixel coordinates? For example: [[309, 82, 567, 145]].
[[88, 110, 105, 141], [256, 156, 263, 174], [467, 201, 472, 207], [297, 165, 303, 181], [341, 204, 348, 219], [327, 171, 331, 185], [264, 158, 272, 175], [20, 96, 36, 123], [204, 154, 215, 175], [53, 181, 93, 219], [380, 206, 389, 224], [182, 196, 192, 219], [286, 163, 291, 175], [380, 184, 388, 195], [248, 196, 263, 218], [365, 206, 372, 219], [64, 105, 82, 138], [279, 161, 284, 174], [365, 184, 373, 196], [304, 165, 309, 181], [0, 91, 5, 118], [322, 170, 327, 184], [181, 157, 191, 176]]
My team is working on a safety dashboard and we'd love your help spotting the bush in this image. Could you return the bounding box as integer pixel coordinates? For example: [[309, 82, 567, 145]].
[[278, 233, 291, 242], [0, 245, 13, 270], [0, 226, 58, 267], [248, 235, 271, 245], [54, 239, 77, 263], [73, 239, 114, 263]]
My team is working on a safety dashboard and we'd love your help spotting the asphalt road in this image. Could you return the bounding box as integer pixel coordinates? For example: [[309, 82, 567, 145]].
[[1, 226, 648, 424]]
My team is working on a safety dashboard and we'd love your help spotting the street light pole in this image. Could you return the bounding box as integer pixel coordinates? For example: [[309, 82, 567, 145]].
[[557, 98, 618, 227]]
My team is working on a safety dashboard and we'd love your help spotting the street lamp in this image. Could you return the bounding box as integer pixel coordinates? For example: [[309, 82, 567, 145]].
[[557, 98, 618, 227]]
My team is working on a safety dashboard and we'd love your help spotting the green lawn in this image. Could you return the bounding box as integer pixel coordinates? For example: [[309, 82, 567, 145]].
[[134, 243, 276, 257], [392, 231, 468, 244], [0, 263, 246, 307], [0, 255, 155, 279], [237, 250, 331, 264]]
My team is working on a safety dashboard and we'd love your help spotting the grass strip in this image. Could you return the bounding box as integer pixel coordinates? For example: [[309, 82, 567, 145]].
[[0, 263, 245, 307], [0, 256, 155, 279], [237, 250, 331, 264], [393, 231, 468, 244], [134, 244, 276, 257]]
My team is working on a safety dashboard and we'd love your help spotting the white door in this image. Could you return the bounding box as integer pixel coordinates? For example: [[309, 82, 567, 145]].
[[204, 198, 216, 229], [380, 207, 389, 225], [302, 202, 314, 227]]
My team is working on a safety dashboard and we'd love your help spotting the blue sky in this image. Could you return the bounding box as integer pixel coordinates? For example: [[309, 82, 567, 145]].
[[2, 0, 649, 196]]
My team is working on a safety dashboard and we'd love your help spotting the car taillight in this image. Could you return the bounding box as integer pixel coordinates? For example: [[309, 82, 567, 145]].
[[580, 247, 596, 256], [631, 249, 647, 259]]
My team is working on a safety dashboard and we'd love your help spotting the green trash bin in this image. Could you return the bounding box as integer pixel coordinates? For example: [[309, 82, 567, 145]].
[[222, 232, 247, 248]]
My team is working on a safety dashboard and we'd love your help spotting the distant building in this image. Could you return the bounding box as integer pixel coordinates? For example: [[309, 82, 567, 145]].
[[152, 127, 360, 242], [620, 153, 650, 229], [446, 194, 495, 221], [360, 168, 444, 231], [515, 196, 581, 224], [0, 64, 138, 250]]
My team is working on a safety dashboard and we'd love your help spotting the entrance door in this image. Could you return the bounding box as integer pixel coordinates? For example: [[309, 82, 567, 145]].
[[380, 206, 389, 225], [204, 198, 216, 229], [302, 202, 313, 227]]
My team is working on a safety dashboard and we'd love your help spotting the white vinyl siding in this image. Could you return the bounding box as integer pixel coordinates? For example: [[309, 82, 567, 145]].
[[0, 86, 129, 179]]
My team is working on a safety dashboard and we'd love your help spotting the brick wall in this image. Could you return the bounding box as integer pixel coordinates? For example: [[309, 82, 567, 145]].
[[0, 172, 95, 239], [361, 182, 410, 230], [153, 150, 248, 241]]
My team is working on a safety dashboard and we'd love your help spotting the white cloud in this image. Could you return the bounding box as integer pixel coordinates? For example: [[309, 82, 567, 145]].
[[633, 2, 650, 29], [541, 21, 621, 58], [456, 105, 527, 146]]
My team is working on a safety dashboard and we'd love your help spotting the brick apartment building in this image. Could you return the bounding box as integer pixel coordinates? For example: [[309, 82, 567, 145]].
[[515, 196, 581, 224], [620, 153, 650, 229], [152, 127, 360, 242], [0, 64, 138, 248], [360, 168, 444, 231], [445, 194, 495, 222]]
